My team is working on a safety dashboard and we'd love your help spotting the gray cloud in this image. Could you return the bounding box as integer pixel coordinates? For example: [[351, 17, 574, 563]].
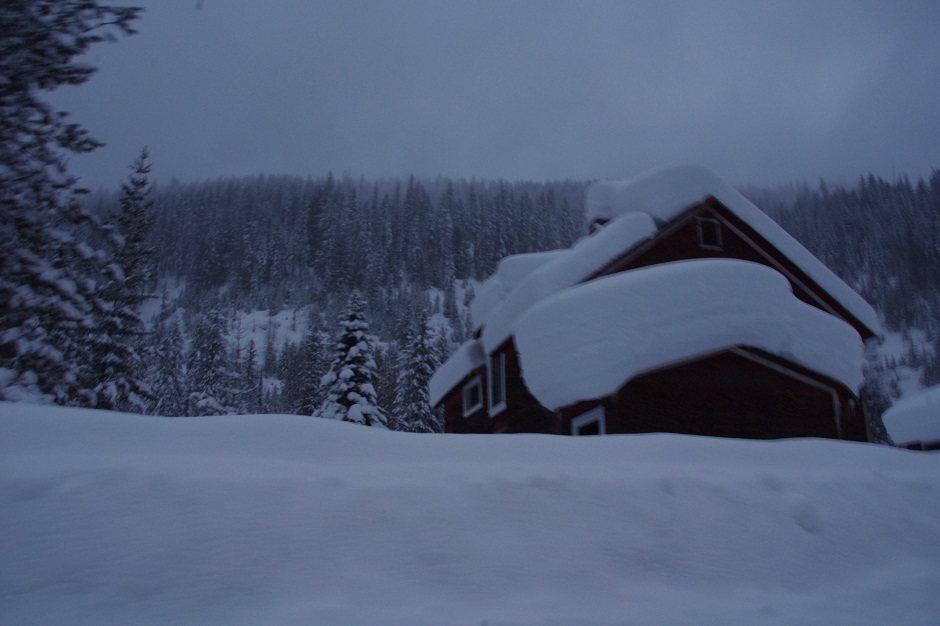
[[51, 0, 940, 189]]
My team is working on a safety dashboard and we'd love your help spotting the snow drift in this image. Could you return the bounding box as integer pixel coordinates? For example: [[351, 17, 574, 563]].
[[1, 402, 938, 625], [882, 383, 940, 446]]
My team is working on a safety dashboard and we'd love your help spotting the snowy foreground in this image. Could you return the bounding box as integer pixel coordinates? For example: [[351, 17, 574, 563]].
[[2, 403, 939, 626]]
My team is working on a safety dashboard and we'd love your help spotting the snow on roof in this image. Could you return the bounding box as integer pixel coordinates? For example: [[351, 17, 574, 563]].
[[470, 250, 563, 330], [481, 212, 657, 354], [586, 165, 881, 337], [429, 339, 485, 407], [513, 259, 864, 411], [882, 384, 940, 446]]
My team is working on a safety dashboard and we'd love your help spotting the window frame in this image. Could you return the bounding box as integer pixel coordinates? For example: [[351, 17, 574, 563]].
[[487, 352, 507, 416], [462, 375, 484, 417], [571, 406, 606, 436], [696, 216, 723, 250]]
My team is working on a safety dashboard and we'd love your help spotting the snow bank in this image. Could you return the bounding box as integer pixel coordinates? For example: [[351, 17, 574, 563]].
[[428, 339, 485, 406], [514, 259, 864, 411], [1, 402, 938, 625], [470, 250, 562, 330], [883, 384, 940, 446], [481, 212, 657, 353], [586, 165, 881, 337]]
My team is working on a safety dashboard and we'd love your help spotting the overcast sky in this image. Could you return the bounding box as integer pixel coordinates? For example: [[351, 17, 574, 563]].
[[52, 0, 940, 190]]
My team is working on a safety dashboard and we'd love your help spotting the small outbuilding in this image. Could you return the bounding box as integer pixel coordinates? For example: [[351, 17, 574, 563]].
[[429, 165, 881, 441]]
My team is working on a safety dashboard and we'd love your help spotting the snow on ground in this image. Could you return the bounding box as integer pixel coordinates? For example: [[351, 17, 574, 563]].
[[2, 402, 938, 626]]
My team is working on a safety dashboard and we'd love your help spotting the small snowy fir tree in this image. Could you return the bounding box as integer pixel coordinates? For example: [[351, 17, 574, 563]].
[[187, 307, 237, 416], [298, 325, 329, 416], [391, 312, 442, 432], [79, 148, 156, 412], [314, 292, 388, 427], [150, 309, 188, 416]]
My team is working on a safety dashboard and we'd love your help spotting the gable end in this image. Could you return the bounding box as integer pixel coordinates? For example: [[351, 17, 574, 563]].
[[588, 198, 877, 341]]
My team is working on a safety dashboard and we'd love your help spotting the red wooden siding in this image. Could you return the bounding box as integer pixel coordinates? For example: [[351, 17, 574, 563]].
[[559, 349, 866, 442], [494, 341, 560, 434]]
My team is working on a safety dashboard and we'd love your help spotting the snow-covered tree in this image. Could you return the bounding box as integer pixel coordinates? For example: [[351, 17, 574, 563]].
[[150, 310, 188, 416], [391, 313, 442, 433], [0, 2, 140, 402], [314, 291, 387, 427], [187, 307, 236, 415], [297, 325, 328, 416], [79, 148, 156, 412], [237, 339, 262, 414]]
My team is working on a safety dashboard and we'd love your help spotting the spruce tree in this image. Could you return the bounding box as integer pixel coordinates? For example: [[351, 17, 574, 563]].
[[151, 311, 188, 416], [314, 291, 387, 427], [238, 339, 262, 414], [298, 326, 328, 416], [277, 339, 304, 413], [392, 313, 442, 433], [187, 307, 236, 416], [0, 2, 140, 402], [80, 148, 156, 412]]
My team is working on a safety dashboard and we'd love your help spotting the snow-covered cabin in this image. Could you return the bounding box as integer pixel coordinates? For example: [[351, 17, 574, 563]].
[[429, 165, 881, 441], [882, 385, 940, 451]]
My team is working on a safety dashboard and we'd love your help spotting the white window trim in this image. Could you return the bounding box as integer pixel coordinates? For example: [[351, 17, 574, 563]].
[[462, 375, 484, 417], [696, 216, 723, 250], [487, 352, 507, 416], [571, 406, 606, 436]]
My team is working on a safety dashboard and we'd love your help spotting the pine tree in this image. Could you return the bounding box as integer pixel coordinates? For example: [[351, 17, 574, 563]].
[[239, 339, 262, 414], [0, 2, 140, 402], [391, 313, 442, 433], [80, 148, 156, 412], [277, 339, 304, 413], [314, 291, 387, 427], [297, 326, 328, 416], [187, 307, 236, 415], [151, 311, 189, 416]]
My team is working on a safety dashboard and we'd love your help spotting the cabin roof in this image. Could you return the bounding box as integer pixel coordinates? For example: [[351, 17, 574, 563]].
[[470, 250, 564, 330], [429, 338, 485, 407], [882, 384, 940, 446], [472, 166, 879, 349], [480, 212, 657, 354], [513, 259, 864, 411], [586, 165, 881, 337]]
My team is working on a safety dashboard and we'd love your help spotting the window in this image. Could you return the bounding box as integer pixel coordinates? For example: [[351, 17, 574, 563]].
[[488, 352, 506, 415], [571, 407, 606, 436], [696, 217, 722, 249], [462, 376, 483, 416]]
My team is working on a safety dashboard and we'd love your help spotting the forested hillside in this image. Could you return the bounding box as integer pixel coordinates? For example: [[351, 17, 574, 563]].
[[74, 172, 587, 428], [68, 168, 940, 434]]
